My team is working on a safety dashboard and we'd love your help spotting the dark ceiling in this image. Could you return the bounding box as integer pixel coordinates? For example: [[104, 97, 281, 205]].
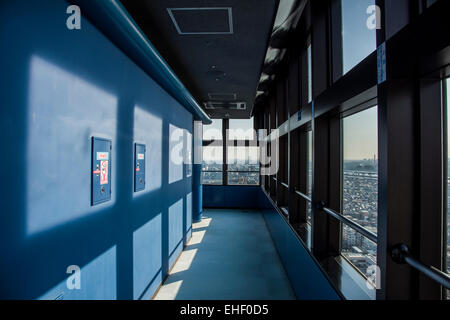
[[121, 0, 279, 119]]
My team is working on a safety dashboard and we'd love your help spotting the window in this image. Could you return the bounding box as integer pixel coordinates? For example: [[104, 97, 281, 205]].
[[306, 130, 313, 224], [228, 118, 255, 140], [202, 119, 223, 185], [202, 118, 260, 186], [227, 118, 260, 186], [446, 78, 450, 298], [227, 146, 260, 185], [307, 44, 313, 103], [341, 106, 378, 278], [203, 119, 222, 140], [341, 0, 377, 74], [202, 146, 223, 185]]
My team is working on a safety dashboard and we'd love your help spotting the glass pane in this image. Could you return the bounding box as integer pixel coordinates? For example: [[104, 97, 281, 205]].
[[341, 0, 377, 74], [202, 172, 222, 185], [228, 172, 260, 186], [341, 225, 377, 278], [306, 130, 313, 224], [227, 146, 260, 172], [202, 146, 223, 171], [342, 106, 378, 278], [273, 0, 297, 30], [228, 118, 255, 140], [446, 78, 450, 299], [203, 119, 222, 140], [307, 44, 313, 103]]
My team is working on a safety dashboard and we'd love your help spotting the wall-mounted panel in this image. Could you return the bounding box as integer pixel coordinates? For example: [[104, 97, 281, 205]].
[[134, 143, 146, 192], [91, 137, 112, 205]]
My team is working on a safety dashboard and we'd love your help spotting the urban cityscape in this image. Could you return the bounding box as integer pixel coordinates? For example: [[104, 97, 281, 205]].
[[341, 158, 378, 279], [202, 161, 260, 185]]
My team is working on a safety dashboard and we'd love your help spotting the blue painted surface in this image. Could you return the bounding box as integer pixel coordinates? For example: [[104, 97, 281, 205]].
[[155, 209, 296, 300], [257, 190, 342, 300], [0, 0, 194, 300], [192, 164, 203, 222], [203, 186, 260, 208]]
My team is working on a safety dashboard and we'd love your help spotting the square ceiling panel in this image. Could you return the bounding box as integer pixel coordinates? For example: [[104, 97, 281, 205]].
[[167, 7, 233, 35]]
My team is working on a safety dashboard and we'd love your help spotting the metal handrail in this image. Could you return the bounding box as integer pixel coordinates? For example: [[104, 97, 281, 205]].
[[292, 189, 378, 243], [391, 244, 450, 290], [280, 182, 289, 189], [294, 188, 312, 203], [320, 205, 378, 244]]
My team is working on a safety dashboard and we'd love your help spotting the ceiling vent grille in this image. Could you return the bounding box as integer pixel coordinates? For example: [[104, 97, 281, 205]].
[[167, 8, 233, 35]]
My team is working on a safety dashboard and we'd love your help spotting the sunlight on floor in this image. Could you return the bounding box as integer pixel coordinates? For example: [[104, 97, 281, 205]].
[[153, 217, 212, 300], [153, 280, 183, 300], [170, 249, 198, 274], [195, 217, 212, 228], [153, 210, 295, 300]]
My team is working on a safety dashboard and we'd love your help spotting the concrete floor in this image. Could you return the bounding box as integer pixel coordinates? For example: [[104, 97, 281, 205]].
[[153, 209, 296, 300]]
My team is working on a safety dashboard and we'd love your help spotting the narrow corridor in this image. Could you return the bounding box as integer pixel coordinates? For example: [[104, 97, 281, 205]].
[[154, 209, 295, 300]]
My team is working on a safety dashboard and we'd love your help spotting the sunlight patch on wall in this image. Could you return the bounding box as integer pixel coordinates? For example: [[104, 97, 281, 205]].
[[133, 106, 163, 197], [168, 198, 183, 255], [186, 192, 192, 232], [26, 55, 118, 236], [133, 213, 162, 299], [38, 245, 116, 300], [169, 124, 184, 184]]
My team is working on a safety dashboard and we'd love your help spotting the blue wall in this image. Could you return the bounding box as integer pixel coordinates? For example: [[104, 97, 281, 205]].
[[0, 0, 193, 300], [257, 191, 341, 300], [203, 186, 260, 209]]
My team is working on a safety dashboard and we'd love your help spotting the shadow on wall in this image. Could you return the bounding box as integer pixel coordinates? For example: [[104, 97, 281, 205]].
[[0, 1, 193, 300]]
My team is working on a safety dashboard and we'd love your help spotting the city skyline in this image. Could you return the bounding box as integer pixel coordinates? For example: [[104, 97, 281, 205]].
[[343, 106, 378, 161]]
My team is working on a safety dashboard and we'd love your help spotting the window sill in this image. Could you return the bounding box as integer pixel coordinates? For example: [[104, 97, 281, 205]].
[[321, 256, 376, 300]]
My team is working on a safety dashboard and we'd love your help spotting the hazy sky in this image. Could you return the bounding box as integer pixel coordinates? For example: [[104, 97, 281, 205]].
[[343, 106, 378, 161], [342, 0, 377, 74], [341, 0, 378, 160]]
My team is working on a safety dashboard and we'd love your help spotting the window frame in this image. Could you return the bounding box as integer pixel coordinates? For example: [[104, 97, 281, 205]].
[[338, 103, 379, 274], [202, 118, 261, 186]]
